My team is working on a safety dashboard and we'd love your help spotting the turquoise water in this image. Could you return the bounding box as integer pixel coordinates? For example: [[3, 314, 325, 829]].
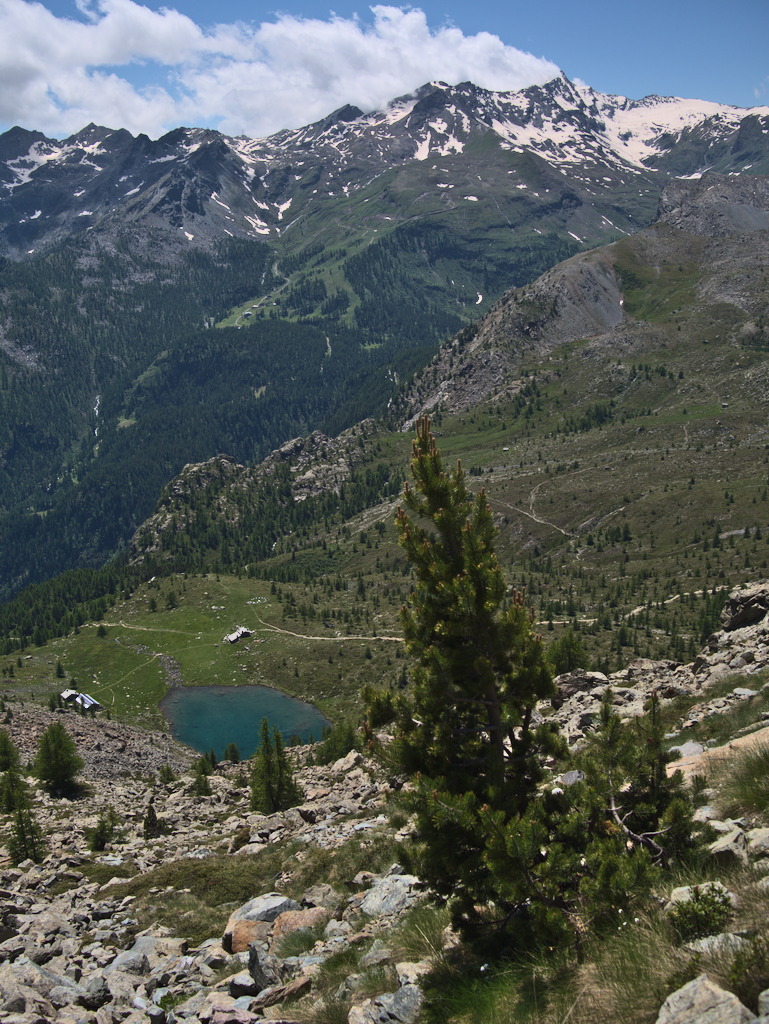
[[161, 685, 330, 759]]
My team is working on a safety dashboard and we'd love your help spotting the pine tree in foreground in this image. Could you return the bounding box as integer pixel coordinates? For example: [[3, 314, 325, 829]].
[[385, 417, 560, 925], [383, 418, 698, 949]]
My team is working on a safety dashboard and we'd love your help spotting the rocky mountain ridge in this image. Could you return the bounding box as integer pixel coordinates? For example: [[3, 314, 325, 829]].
[[2, 76, 769, 259]]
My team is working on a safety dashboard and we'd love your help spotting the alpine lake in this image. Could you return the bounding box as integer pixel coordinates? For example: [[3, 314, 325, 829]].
[[161, 684, 330, 760]]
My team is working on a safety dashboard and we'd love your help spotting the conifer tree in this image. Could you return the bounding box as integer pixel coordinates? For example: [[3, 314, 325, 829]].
[[250, 718, 302, 813], [389, 417, 561, 923], [9, 806, 46, 864], [387, 420, 698, 945], [143, 798, 164, 838], [192, 762, 212, 796], [0, 728, 19, 772], [35, 721, 83, 797], [223, 742, 241, 763], [0, 765, 28, 813]]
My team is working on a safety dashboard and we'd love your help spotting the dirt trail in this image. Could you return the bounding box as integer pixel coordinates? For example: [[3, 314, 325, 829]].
[[253, 616, 403, 643]]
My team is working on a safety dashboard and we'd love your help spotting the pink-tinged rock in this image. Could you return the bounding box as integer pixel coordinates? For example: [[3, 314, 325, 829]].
[[271, 906, 330, 941], [210, 1009, 262, 1024], [250, 975, 312, 1009], [225, 919, 271, 954]]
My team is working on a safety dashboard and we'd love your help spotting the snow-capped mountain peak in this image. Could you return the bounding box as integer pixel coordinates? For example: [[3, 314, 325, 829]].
[[1, 74, 768, 256]]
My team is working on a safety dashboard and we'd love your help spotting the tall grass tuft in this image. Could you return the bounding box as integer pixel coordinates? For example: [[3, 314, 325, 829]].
[[714, 741, 769, 817]]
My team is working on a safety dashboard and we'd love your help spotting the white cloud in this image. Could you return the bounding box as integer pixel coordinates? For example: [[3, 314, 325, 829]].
[[0, 0, 561, 139]]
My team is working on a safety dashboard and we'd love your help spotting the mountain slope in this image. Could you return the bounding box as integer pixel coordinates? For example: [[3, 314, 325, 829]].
[[398, 171, 769, 421], [1, 78, 769, 598]]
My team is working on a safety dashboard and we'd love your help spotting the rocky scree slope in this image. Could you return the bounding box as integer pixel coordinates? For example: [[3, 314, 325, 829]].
[[4, 582, 769, 1021]]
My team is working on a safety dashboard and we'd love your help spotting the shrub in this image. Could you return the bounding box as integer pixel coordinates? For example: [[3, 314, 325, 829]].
[[314, 721, 357, 765], [667, 885, 733, 942], [87, 807, 119, 851], [728, 935, 769, 1013]]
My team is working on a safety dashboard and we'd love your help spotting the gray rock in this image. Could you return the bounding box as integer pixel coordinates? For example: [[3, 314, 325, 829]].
[[359, 940, 392, 969], [709, 829, 749, 866], [79, 970, 112, 1011], [655, 974, 753, 1024], [747, 828, 769, 856], [246, 945, 284, 990], [348, 984, 424, 1024], [378, 984, 424, 1023], [104, 946, 151, 976], [667, 741, 705, 758], [359, 875, 421, 917], [684, 933, 750, 956], [693, 805, 718, 822], [227, 970, 261, 998], [302, 883, 342, 910]]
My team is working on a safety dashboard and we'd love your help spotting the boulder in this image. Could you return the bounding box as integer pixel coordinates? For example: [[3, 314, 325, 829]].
[[720, 582, 769, 631], [655, 974, 753, 1024], [348, 983, 424, 1024], [684, 933, 750, 956], [708, 829, 749, 867], [246, 945, 284, 990], [249, 974, 312, 1009], [747, 828, 769, 857], [222, 894, 301, 953]]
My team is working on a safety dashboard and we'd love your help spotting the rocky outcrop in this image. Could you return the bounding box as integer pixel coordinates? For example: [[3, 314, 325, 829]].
[[130, 422, 377, 562], [658, 173, 769, 238], [544, 581, 769, 746], [655, 974, 755, 1024]]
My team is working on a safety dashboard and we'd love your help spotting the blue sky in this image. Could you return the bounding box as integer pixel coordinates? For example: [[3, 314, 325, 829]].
[[1, 0, 767, 139]]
